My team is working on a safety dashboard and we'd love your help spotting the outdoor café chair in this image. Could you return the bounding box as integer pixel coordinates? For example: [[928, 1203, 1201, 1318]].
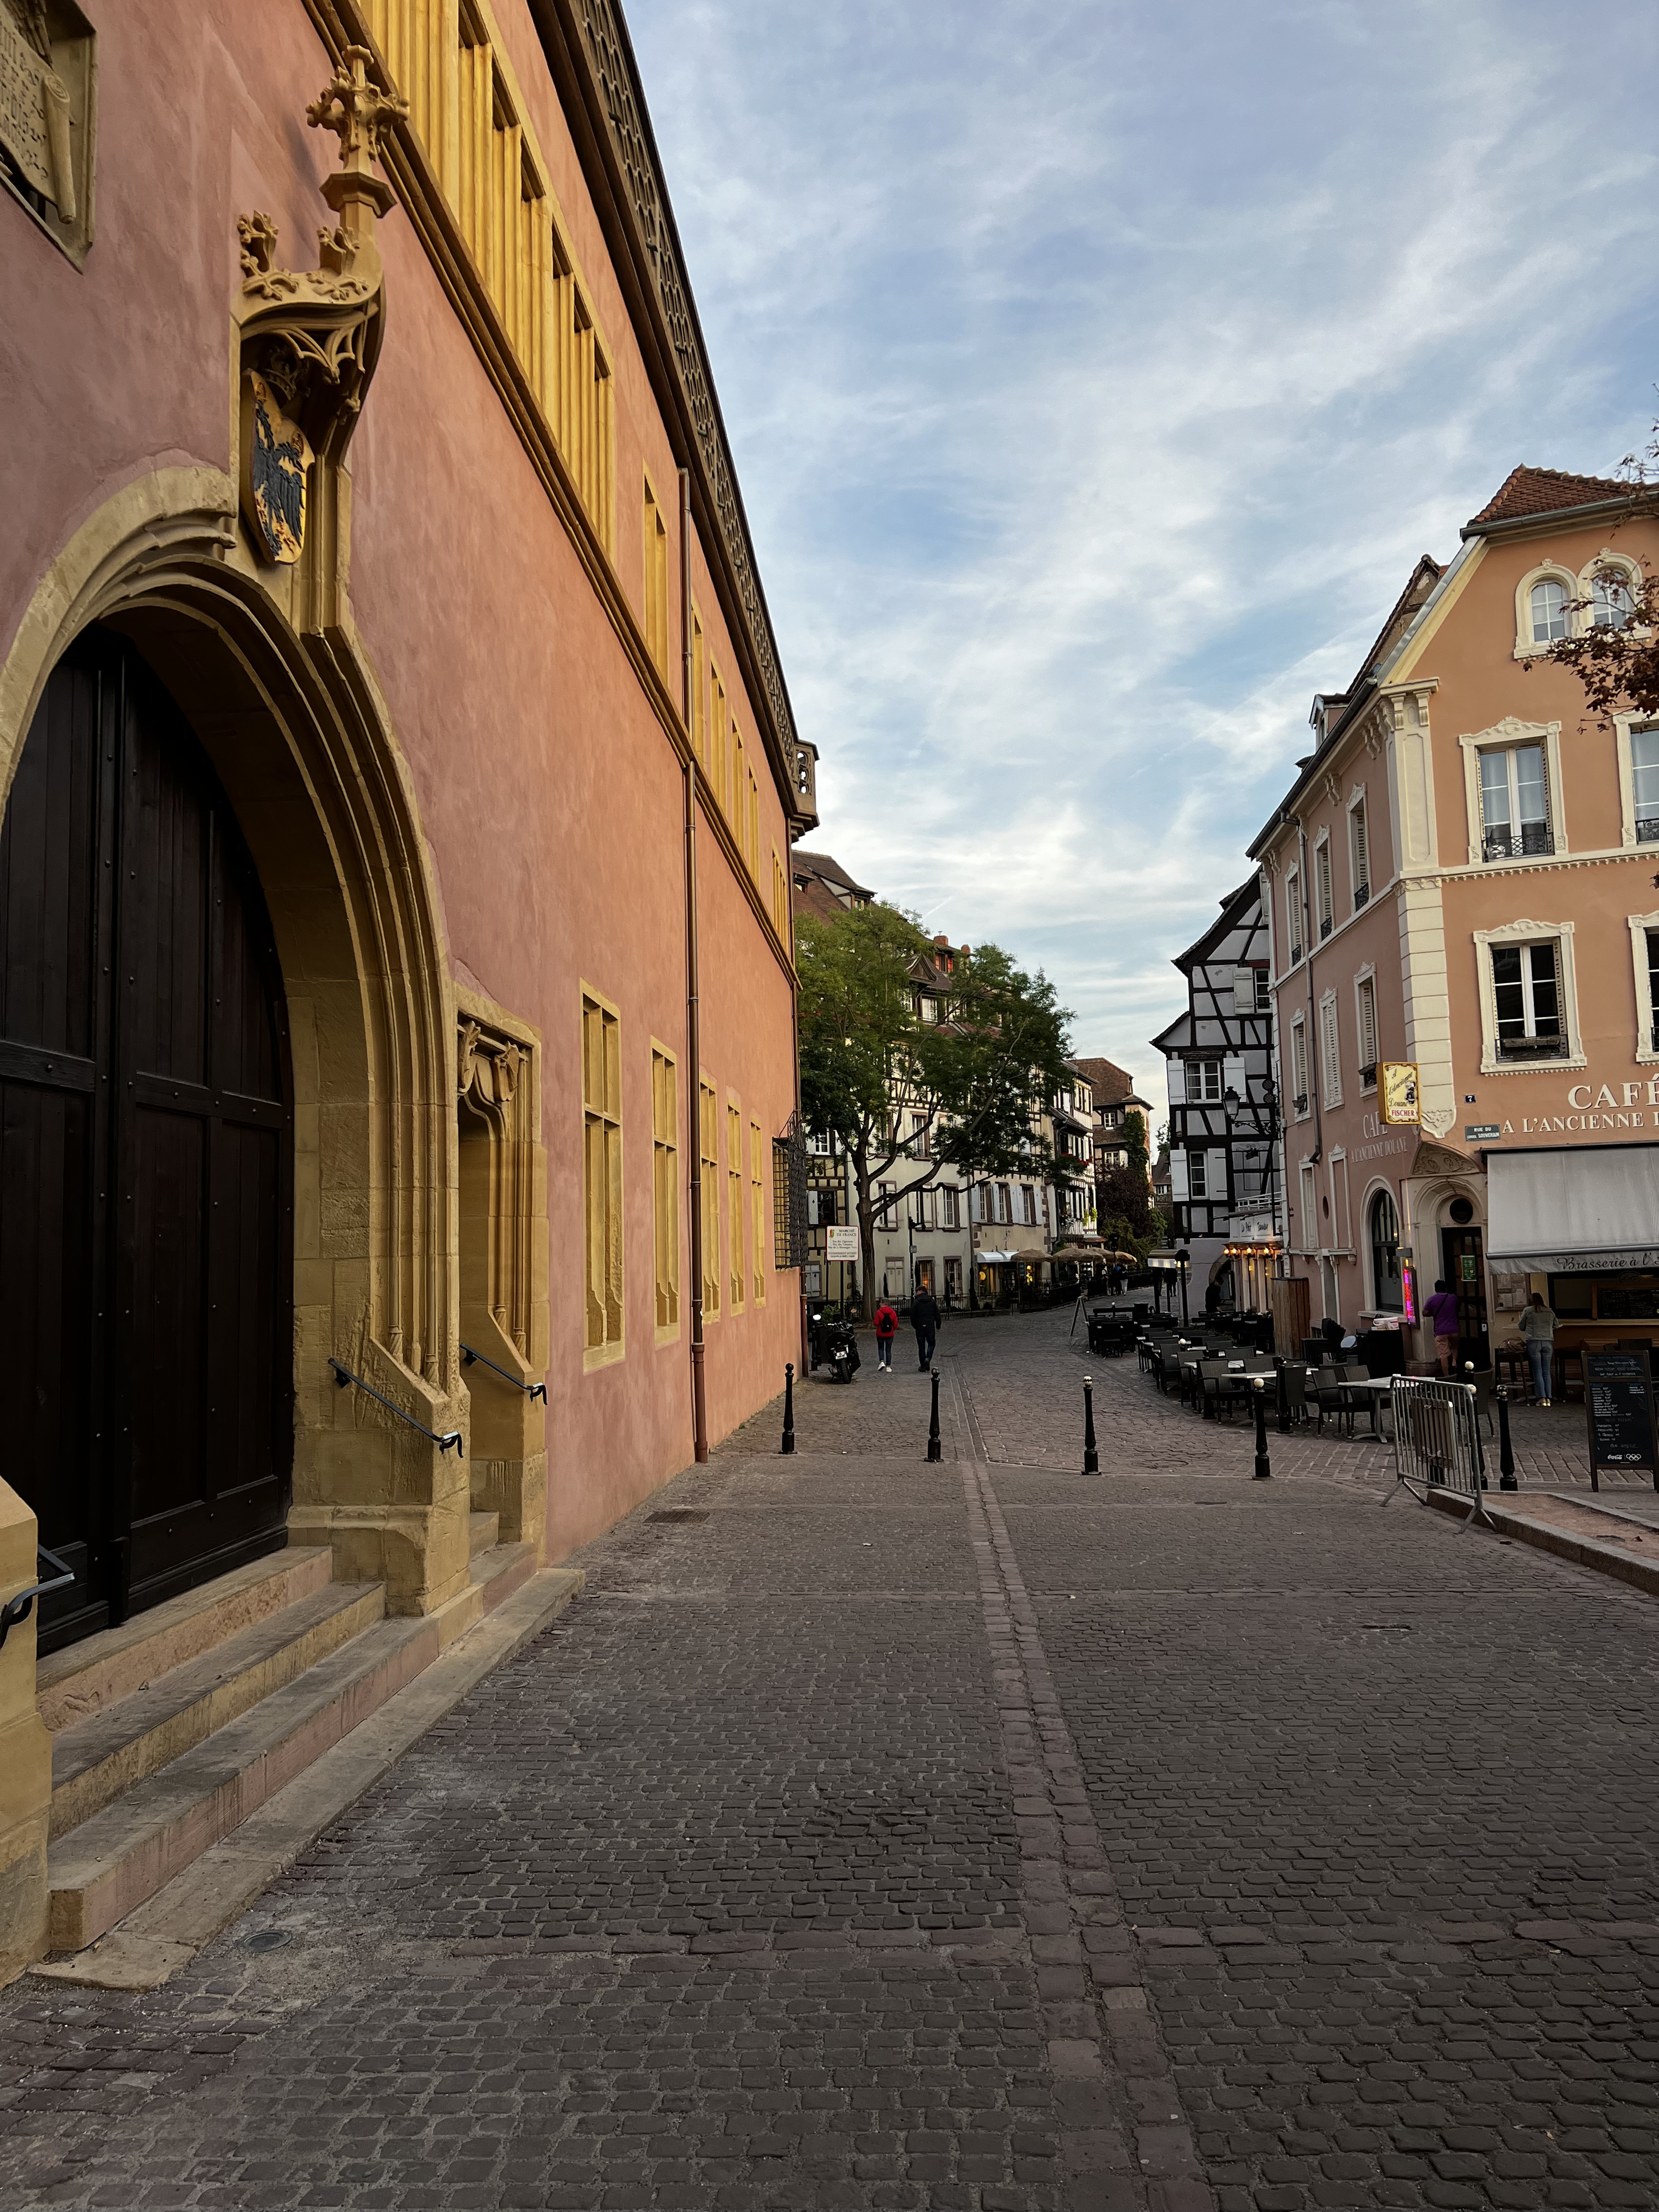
[[1313, 1366, 1354, 1437], [1198, 1359, 1235, 1420], [1279, 1363, 1310, 1430]]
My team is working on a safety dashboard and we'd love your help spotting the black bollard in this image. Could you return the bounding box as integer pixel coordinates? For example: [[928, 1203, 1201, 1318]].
[[1497, 1383, 1516, 1490], [1275, 1359, 1292, 1437], [1252, 1378, 1272, 1479], [1082, 1374, 1099, 1477], [781, 1362, 796, 1455], [926, 1369, 942, 1462]]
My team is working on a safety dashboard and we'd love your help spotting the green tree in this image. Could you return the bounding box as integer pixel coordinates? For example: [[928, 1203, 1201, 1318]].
[[1538, 430, 1659, 718], [1121, 1108, 1150, 1180], [796, 907, 1071, 1316]]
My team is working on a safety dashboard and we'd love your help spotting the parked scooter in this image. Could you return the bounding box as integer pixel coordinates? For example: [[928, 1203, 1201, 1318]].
[[816, 1314, 861, 1383]]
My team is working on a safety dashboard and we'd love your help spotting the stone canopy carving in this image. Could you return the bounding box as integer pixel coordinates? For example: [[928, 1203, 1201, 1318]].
[[233, 48, 406, 567], [458, 1018, 526, 1129]]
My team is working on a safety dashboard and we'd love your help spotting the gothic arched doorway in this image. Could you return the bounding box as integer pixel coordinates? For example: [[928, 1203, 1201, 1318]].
[[1, 625, 293, 1649]]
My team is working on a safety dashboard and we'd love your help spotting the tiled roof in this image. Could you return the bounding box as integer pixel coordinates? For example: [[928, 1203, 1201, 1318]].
[[791, 849, 875, 926], [1465, 466, 1633, 531], [792, 849, 872, 899], [1069, 1056, 1136, 1107]]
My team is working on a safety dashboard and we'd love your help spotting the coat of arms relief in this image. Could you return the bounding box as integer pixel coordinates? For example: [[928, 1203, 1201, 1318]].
[[233, 49, 406, 598]]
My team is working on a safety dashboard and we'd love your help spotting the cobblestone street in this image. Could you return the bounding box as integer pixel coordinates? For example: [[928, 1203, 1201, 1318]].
[[3, 1310, 1657, 2211]]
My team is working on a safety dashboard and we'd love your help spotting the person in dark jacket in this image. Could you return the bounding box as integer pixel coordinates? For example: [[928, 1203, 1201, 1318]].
[[911, 1285, 941, 1370]]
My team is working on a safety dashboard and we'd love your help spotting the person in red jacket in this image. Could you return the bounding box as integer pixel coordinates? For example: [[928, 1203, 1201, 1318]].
[[873, 1299, 898, 1373]]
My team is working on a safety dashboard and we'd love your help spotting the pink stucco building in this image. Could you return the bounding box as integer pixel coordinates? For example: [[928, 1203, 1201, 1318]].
[[1249, 467, 1659, 1371], [0, 0, 815, 1980]]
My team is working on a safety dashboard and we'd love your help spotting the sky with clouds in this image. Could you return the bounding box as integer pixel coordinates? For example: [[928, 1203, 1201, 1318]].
[[627, 0, 1659, 1117]]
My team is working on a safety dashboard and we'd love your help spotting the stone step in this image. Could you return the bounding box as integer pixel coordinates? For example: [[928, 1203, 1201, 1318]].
[[32, 1568, 586, 1991], [36, 1547, 335, 1734], [468, 1509, 500, 1561], [49, 1582, 386, 1841], [469, 1539, 534, 1612], [46, 1611, 440, 1953]]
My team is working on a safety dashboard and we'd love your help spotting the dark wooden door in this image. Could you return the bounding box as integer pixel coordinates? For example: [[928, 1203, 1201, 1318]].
[[1441, 1225, 1490, 1371], [0, 628, 292, 1649]]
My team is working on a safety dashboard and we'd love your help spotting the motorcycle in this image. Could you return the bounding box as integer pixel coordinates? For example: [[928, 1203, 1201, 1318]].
[[816, 1315, 861, 1384]]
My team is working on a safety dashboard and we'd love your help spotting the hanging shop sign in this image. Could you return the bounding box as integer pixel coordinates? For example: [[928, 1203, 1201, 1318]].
[[1379, 1062, 1421, 1126]]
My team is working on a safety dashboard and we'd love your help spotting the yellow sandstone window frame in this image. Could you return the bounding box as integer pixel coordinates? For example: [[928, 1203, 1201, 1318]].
[[643, 469, 670, 677], [750, 1118, 765, 1307], [709, 665, 728, 820], [365, 0, 617, 557], [691, 606, 707, 766], [651, 1040, 681, 1344], [581, 985, 625, 1370], [727, 1097, 745, 1315], [700, 1074, 721, 1323]]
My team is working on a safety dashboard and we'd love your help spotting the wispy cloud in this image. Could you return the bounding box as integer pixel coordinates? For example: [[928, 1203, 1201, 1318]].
[[628, 0, 1659, 1108]]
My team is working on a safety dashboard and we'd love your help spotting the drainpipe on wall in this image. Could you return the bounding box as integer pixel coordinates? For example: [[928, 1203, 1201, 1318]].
[[680, 469, 707, 1463]]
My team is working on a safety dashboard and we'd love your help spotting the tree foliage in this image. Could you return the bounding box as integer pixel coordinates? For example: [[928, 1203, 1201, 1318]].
[[1538, 432, 1659, 719], [795, 902, 1072, 1314]]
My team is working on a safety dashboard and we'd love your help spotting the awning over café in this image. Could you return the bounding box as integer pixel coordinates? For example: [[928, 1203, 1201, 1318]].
[[1486, 1146, 1659, 1273]]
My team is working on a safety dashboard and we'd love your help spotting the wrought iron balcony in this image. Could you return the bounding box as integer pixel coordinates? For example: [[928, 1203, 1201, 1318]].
[[1319, 915, 1332, 940], [1639, 816, 1659, 844], [1353, 883, 1369, 909], [1292, 1091, 1309, 1116], [1496, 1031, 1567, 1061], [1359, 1062, 1377, 1089], [1483, 822, 1554, 862]]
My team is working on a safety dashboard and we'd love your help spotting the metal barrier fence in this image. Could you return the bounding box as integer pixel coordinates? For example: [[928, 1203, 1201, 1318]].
[[1386, 1374, 1489, 1525]]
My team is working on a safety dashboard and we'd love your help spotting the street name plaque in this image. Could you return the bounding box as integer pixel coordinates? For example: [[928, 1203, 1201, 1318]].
[[1583, 1350, 1658, 1493]]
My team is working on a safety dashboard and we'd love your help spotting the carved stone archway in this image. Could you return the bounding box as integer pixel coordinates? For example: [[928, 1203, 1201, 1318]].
[[0, 467, 469, 1618]]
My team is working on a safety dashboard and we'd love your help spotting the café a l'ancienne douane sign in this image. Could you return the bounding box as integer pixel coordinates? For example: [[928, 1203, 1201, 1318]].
[[1465, 1076, 1659, 1145]]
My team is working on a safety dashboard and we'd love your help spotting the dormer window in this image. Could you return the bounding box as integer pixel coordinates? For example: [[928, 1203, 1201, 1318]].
[[1592, 573, 1635, 629], [1528, 578, 1569, 644]]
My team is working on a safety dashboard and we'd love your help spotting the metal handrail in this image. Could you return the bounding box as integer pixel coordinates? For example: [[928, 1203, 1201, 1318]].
[[461, 1341, 547, 1404], [329, 1359, 463, 1454], [0, 1544, 76, 1652]]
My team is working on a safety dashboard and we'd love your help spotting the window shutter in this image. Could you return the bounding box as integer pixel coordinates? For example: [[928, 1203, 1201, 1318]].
[[1167, 1061, 1186, 1105], [1223, 1054, 1246, 1098], [1352, 807, 1369, 888], [1170, 1151, 1189, 1200]]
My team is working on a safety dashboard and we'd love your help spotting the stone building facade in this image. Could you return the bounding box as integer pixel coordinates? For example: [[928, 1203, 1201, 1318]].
[[0, 0, 811, 1980], [1248, 466, 1659, 1365]]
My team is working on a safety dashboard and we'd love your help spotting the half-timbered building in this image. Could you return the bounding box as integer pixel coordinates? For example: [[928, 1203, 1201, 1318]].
[[1151, 878, 1282, 1309]]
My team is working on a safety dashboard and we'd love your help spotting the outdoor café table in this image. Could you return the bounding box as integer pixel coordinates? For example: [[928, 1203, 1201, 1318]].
[[1212, 1363, 1274, 1420], [1345, 1376, 1395, 1439], [1494, 1342, 1530, 1400]]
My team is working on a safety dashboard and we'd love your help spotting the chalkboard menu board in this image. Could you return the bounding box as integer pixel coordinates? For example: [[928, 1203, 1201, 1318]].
[[1584, 1350, 1658, 1489]]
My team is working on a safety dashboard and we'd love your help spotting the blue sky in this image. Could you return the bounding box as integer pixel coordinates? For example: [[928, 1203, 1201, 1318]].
[[627, 0, 1659, 1115]]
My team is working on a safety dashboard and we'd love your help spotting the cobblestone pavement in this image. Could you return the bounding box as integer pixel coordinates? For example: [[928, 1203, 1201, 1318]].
[[2, 1313, 1656, 2210]]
